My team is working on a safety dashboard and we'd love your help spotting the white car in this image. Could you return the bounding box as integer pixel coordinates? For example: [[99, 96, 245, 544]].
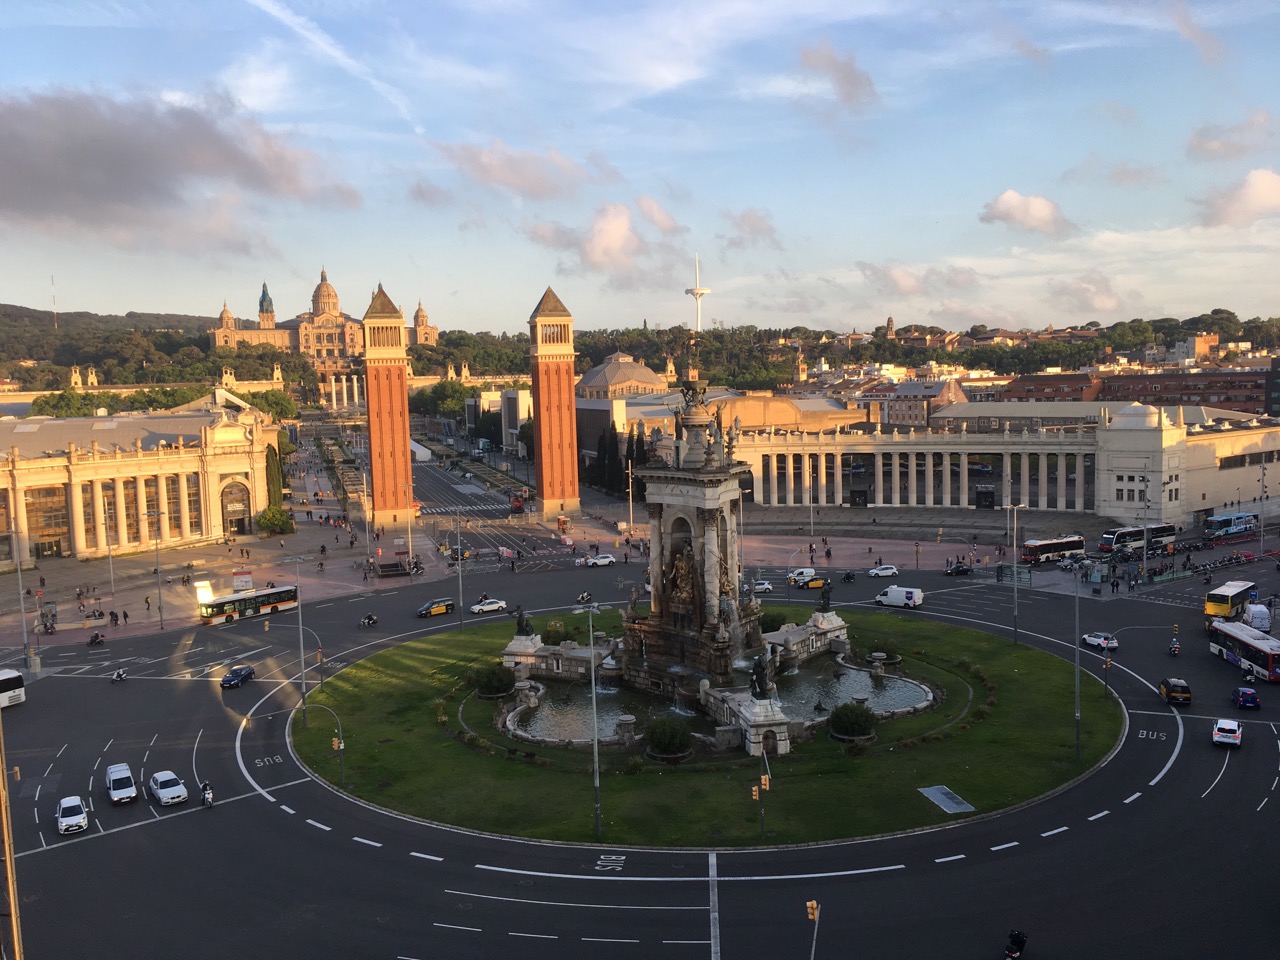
[[586, 554, 616, 567], [1080, 631, 1119, 650], [104, 762, 138, 805], [147, 771, 188, 806], [55, 795, 89, 835], [753, 580, 773, 594], [1212, 718, 1242, 747], [469, 597, 508, 614], [868, 565, 899, 578]]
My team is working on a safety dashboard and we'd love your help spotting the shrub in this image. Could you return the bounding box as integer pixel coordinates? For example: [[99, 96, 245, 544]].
[[624, 755, 646, 775], [829, 702, 878, 738], [468, 662, 515, 697], [645, 716, 693, 754], [255, 505, 296, 534], [758, 609, 788, 632]]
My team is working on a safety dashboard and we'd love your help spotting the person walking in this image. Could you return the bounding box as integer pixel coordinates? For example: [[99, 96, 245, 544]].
[[145, 596, 151, 611], [122, 610, 129, 624]]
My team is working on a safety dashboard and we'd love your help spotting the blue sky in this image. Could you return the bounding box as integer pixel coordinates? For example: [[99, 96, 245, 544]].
[[1, 1, 1277, 335]]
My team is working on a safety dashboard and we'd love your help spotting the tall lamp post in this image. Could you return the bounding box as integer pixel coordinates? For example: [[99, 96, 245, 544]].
[[1261, 464, 1268, 558], [147, 509, 165, 631], [785, 546, 803, 603], [400, 483, 415, 580], [13, 537, 32, 670], [573, 601, 611, 839], [1007, 503, 1026, 644], [294, 557, 308, 727], [454, 516, 465, 627]]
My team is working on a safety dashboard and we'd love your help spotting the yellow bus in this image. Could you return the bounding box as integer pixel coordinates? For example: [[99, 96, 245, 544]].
[[1204, 579, 1257, 631]]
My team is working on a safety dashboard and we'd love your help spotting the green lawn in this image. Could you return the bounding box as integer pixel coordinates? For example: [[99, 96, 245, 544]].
[[292, 607, 1122, 846]]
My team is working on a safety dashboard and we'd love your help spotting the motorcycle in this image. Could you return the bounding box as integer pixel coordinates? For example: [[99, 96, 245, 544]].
[[576, 592, 592, 605], [201, 786, 214, 808], [841, 571, 856, 583], [1005, 929, 1028, 958], [87, 633, 104, 647], [359, 613, 378, 628], [111, 669, 127, 683], [1169, 640, 1180, 656]]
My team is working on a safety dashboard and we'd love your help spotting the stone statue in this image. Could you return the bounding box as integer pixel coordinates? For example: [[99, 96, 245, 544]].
[[750, 655, 770, 700], [818, 581, 832, 613], [514, 605, 531, 635], [629, 585, 641, 613], [671, 546, 695, 604]]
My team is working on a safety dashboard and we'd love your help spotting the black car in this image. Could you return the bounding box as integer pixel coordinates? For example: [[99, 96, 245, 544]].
[[220, 665, 256, 688], [417, 598, 456, 617], [944, 562, 973, 576]]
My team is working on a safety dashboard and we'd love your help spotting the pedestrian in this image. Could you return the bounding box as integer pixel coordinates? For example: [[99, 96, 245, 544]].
[[145, 596, 151, 611], [40, 576, 45, 588], [877, 556, 883, 566], [511, 559, 517, 572], [245, 548, 250, 560], [280, 539, 285, 549], [122, 610, 129, 624], [362, 569, 368, 582]]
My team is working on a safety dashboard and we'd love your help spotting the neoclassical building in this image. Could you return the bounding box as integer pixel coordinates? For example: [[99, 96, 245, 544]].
[[209, 269, 439, 378], [1, 391, 273, 565]]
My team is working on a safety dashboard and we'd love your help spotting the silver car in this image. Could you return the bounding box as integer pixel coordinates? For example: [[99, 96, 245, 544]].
[[147, 770, 189, 806]]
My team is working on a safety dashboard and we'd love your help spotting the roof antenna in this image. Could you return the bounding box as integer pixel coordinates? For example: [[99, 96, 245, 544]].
[[51, 274, 58, 331]]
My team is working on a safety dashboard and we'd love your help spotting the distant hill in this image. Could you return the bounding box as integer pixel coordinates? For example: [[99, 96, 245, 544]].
[[0, 303, 213, 335]]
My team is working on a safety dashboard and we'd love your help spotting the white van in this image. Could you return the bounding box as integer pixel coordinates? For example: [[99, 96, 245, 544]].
[[875, 585, 924, 608], [788, 567, 816, 584]]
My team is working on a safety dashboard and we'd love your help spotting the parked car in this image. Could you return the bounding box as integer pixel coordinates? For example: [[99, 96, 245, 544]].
[[1212, 718, 1243, 747], [55, 796, 89, 835], [944, 562, 972, 576], [417, 598, 455, 617], [1159, 677, 1192, 705], [469, 598, 508, 614], [586, 554, 616, 567], [1081, 631, 1119, 651], [753, 580, 773, 594], [220, 664, 256, 688], [868, 565, 899, 578], [1231, 686, 1261, 708]]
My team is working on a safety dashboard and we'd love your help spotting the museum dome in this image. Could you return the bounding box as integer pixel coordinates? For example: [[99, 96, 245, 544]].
[[311, 268, 340, 317], [1109, 402, 1162, 429]]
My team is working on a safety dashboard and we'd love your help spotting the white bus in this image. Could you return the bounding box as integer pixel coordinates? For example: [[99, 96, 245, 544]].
[[0, 669, 27, 707], [1021, 535, 1087, 565], [1099, 523, 1177, 553], [1208, 619, 1280, 683], [197, 583, 299, 624]]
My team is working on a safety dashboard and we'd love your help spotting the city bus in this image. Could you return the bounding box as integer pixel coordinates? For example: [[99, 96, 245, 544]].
[[1203, 512, 1259, 540], [1204, 579, 1257, 631], [1208, 619, 1280, 683], [197, 583, 300, 624], [0, 669, 26, 707], [1099, 523, 1177, 553], [1021, 535, 1087, 565]]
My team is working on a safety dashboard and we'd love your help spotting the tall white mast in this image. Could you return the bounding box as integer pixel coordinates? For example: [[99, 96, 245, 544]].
[[684, 254, 710, 333]]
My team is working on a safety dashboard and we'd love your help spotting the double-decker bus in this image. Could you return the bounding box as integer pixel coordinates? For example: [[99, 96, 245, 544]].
[[197, 583, 299, 624], [1203, 512, 1259, 540], [1204, 579, 1257, 631], [1021, 535, 1087, 565], [1099, 523, 1177, 553], [0, 669, 26, 707], [1208, 619, 1280, 682]]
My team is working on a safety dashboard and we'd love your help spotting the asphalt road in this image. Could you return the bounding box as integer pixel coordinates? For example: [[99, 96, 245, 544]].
[[8, 557, 1280, 958]]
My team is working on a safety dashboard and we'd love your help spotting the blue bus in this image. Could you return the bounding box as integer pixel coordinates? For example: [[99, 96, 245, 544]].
[[1203, 512, 1259, 540]]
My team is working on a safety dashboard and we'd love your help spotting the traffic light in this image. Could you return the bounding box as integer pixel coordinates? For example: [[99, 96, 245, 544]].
[[751, 786, 759, 800], [1173, 624, 1179, 636], [760, 774, 771, 792], [806, 900, 819, 921], [331, 737, 341, 752], [937, 528, 943, 543]]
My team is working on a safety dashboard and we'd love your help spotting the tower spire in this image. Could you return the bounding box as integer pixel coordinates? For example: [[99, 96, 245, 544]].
[[684, 254, 710, 333]]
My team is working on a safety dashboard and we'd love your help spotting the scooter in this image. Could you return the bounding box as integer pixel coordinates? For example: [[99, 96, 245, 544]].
[[111, 669, 127, 683], [1005, 929, 1028, 958], [576, 592, 592, 605], [201, 786, 214, 808], [841, 571, 856, 583], [358, 613, 378, 628], [87, 633, 104, 647], [1169, 640, 1180, 656]]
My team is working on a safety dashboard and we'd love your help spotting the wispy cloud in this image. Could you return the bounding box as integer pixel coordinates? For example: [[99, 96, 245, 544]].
[[719, 208, 782, 251], [636, 195, 684, 235], [1046, 271, 1123, 313], [1187, 109, 1272, 161], [855, 261, 979, 297], [798, 41, 877, 114], [524, 200, 684, 290], [979, 189, 1075, 237], [1171, 0, 1227, 66], [1062, 153, 1162, 186], [437, 139, 617, 200], [1200, 168, 1280, 227]]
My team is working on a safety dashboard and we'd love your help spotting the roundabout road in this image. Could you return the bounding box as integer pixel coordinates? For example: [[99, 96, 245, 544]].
[[7, 564, 1280, 958]]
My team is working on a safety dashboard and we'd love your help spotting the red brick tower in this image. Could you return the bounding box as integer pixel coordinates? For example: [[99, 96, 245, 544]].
[[362, 284, 413, 528], [528, 288, 580, 518]]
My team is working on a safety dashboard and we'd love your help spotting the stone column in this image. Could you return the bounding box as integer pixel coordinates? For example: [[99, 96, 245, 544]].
[[353, 374, 361, 406], [12, 481, 30, 566], [647, 503, 664, 616], [959, 452, 969, 509], [907, 452, 917, 506], [68, 480, 87, 557], [1002, 452, 1012, 507], [874, 453, 884, 507], [329, 375, 338, 411], [1056, 455, 1068, 510], [158, 476, 172, 541], [135, 478, 150, 546], [178, 473, 192, 539], [91, 479, 107, 553], [701, 508, 719, 625], [114, 478, 129, 547], [1019, 453, 1031, 508], [924, 451, 935, 507], [800, 453, 810, 507], [834, 452, 843, 508], [891, 452, 902, 506], [1074, 451, 1086, 511], [940, 452, 951, 507], [785, 453, 795, 506], [768, 455, 778, 507], [341, 375, 350, 408], [1036, 453, 1048, 510]]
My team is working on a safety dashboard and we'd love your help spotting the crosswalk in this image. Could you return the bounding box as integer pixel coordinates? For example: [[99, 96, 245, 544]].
[[418, 503, 511, 515]]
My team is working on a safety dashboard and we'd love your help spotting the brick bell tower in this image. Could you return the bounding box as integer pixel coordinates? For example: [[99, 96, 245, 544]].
[[528, 287, 580, 519], [362, 284, 413, 529]]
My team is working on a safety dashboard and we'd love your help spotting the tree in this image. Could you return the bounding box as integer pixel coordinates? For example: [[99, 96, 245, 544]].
[[265, 444, 283, 509], [255, 505, 296, 534]]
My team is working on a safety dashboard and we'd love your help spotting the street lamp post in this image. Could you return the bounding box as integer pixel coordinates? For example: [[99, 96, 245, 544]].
[[12, 540, 32, 670], [1008, 503, 1026, 644], [786, 546, 803, 603], [148, 510, 165, 631], [455, 516, 465, 627], [1261, 463, 1268, 558], [573, 601, 611, 839], [295, 557, 308, 727], [400, 483, 415, 580]]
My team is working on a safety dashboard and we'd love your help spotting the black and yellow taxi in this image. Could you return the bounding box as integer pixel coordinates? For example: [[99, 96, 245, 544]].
[[1158, 677, 1192, 705], [417, 597, 456, 617], [800, 576, 829, 590]]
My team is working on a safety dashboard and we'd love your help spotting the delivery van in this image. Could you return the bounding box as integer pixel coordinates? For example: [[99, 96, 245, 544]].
[[875, 585, 924, 608], [787, 567, 816, 584]]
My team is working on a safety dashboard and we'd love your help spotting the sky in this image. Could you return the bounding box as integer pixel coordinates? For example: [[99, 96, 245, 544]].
[[1, 1, 1278, 337]]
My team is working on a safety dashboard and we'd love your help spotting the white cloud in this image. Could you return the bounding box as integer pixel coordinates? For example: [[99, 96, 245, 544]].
[[1046, 271, 1123, 313], [635, 195, 683, 235], [436, 139, 615, 200], [1187, 109, 1272, 161], [219, 45, 296, 113], [1171, 0, 1227, 66], [719, 208, 782, 251], [979, 189, 1075, 237], [1200, 168, 1280, 227], [798, 41, 877, 114], [855, 261, 979, 296]]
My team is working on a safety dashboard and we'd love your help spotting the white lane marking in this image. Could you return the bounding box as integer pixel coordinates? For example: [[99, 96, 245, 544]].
[[509, 932, 557, 939], [584, 938, 639, 943], [280, 806, 295, 814], [990, 842, 1019, 851], [306, 819, 331, 831], [708, 850, 720, 960], [433, 924, 480, 932], [411, 851, 444, 862], [1124, 792, 1142, 803], [353, 836, 382, 847], [444, 889, 706, 910], [665, 941, 712, 945], [1087, 811, 1109, 821], [1258, 797, 1268, 812], [1041, 827, 1069, 837], [935, 854, 966, 862], [1200, 752, 1232, 798], [474, 862, 906, 882]]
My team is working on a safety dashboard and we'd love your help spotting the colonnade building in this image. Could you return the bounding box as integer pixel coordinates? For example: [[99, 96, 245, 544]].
[[1, 391, 273, 567]]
